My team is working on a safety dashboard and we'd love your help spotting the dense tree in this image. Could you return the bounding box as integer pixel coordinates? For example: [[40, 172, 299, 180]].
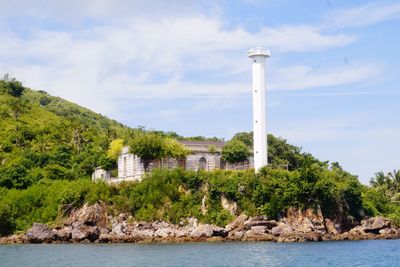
[[231, 132, 253, 147], [128, 134, 191, 169], [231, 132, 324, 170], [221, 139, 250, 163], [389, 170, 400, 192], [370, 171, 389, 188], [163, 138, 191, 159], [0, 74, 25, 97]]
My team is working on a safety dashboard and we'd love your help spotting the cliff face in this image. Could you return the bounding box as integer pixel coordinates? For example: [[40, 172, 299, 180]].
[[1, 203, 398, 244]]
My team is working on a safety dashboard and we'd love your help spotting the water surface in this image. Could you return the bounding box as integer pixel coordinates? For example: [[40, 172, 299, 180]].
[[1, 240, 398, 266]]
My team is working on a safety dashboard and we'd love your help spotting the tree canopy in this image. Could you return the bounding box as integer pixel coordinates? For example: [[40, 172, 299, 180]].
[[231, 132, 324, 170], [0, 74, 25, 98], [129, 133, 166, 162], [128, 133, 190, 166], [221, 139, 250, 163]]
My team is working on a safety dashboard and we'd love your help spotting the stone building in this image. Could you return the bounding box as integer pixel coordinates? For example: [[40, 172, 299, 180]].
[[92, 140, 254, 183]]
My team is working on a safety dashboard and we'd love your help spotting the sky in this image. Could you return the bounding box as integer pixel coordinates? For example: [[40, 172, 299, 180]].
[[0, 0, 400, 183]]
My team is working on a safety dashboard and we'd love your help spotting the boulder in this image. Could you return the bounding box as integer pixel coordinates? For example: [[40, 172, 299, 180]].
[[0, 234, 27, 244], [71, 223, 100, 242], [249, 225, 268, 234], [98, 233, 113, 243], [227, 230, 244, 241], [325, 219, 338, 235], [271, 222, 294, 236], [118, 213, 128, 223], [277, 232, 322, 242], [26, 223, 56, 243], [284, 208, 325, 233], [152, 221, 171, 230], [243, 216, 278, 230], [154, 227, 174, 238], [66, 203, 108, 227], [379, 228, 398, 238], [130, 229, 154, 239], [112, 223, 125, 235], [137, 222, 153, 230], [98, 226, 111, 235], [71, 228, 87, 241], [347, 225, 378, 240], [186, 217, 198, 229], [225, 214, 248, 231], [175, 228, 190, 238], [190, 224, 228, 238], [293, 217, 314, 233], [243, 229, 275, 242], [55, 226, 72, 241], [362, 217, 391, 234]]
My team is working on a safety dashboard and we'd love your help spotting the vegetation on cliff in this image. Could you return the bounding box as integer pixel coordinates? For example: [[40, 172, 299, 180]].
[[0, 166, 363, 236]]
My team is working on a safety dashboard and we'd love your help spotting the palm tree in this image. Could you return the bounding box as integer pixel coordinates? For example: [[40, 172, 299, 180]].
[[370, 171, 387, 187], [388, 170, 400, 193]]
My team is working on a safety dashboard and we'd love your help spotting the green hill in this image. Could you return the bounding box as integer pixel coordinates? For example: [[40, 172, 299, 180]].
[[0, 77, 226, 189], [0, 78, 130, 189]]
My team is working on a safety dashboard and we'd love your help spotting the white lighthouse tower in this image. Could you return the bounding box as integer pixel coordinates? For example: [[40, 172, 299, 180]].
[[247, 47, 270, 171]]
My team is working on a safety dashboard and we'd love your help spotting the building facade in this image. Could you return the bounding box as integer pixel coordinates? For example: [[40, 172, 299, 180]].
[[92, 140, 254, 183]]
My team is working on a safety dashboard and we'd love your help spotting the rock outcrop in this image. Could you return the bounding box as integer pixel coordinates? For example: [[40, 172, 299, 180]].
[[26, 223, 57, 243], [1, 204, 399, 244]]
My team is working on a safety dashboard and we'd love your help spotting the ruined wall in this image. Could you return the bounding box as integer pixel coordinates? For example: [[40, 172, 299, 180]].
[[92, 168, 111, 182], [117, 146, 144, 181]]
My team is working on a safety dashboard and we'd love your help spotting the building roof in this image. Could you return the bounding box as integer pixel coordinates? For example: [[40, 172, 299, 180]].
[[178, 140, 225, 153], [120, 141, 226, 155], [178, 140, 225, 147]]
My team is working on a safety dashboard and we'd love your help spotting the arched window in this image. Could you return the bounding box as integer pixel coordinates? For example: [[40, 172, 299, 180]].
[[199, 157, 207, 170], [178, 158, 186, 170], [220, 159, 226, 170]]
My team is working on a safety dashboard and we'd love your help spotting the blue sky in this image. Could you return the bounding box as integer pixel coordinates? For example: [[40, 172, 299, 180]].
[[1, 0, 400, 183]]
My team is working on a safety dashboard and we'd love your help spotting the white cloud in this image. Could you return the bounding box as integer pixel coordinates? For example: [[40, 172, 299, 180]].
[[325, 1, 400, 29], [270, 63, 382, 91], [0, 14, 358, 115]]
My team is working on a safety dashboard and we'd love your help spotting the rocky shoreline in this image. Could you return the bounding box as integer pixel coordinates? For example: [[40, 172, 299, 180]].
[[1, 203, 399, 244]]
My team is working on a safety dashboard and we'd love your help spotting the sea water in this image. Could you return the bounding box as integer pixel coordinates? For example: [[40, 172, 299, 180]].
[[1, 240, 399, 267]]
